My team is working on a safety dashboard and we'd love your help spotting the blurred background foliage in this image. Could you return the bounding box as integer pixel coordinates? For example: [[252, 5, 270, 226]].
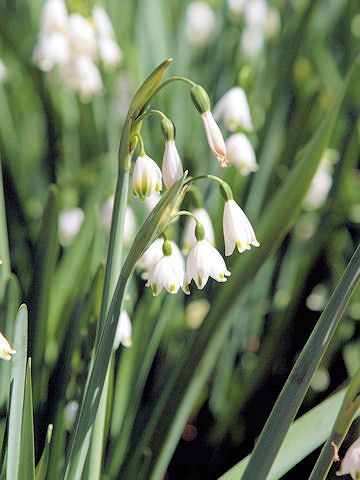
[[0, 0, 359, 478]]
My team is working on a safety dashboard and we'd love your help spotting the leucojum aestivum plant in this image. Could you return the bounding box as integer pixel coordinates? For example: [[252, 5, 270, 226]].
[[1, 45, 360, 480]]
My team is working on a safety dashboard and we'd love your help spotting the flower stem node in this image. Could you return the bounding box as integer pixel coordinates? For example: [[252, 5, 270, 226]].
[[195, 223, 205, 241], [0, 332, 16, 361], [133, 154, 162, 201], [186, 240, 231, 290], [223, 199, 260, 255]]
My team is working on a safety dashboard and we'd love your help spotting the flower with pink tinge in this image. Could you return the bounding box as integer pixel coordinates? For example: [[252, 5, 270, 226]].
[[337, 437, 360, 479], [201, 111, 227, 167]]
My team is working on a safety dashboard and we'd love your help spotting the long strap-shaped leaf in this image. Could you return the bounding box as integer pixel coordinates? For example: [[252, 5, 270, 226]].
[[64, 173, 187, 480], [142, 53, 360, 480], [240, 244, 360, 479]]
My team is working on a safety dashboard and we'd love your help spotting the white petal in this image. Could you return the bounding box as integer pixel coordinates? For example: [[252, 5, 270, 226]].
[[162, 140, 183, 189], [201, 112, 227, 167], [225, 133, 258, 175], [113, 310, 132, 349], [183, 208, 215, 252], [0, 332, 15, 361]]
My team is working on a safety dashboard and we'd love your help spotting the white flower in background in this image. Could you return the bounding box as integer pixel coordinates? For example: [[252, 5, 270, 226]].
[[62, 54, 103, 102], [92, 6, 122, 70], [264, 6, 281, 39], [58, 207, 84, 246], [214, 87, 253, 133], [225, 133, 258, 175], [337, 437, 360, 479], [227, 0, 246, 16], [33, 32, 70, 72], [186, 239, 231, 289], [241, 25, 265, 59], [201, 112, 227, 167], [0, 332, 16, 361], [223, 199, 259, 255], [145, 192, 161, 212], [69, 13, 97, 59], [101, 197, 136, 246], [92, 6, 116, 38], [133, 154, 162, 201], [303, 150, 337, 211], [183, 208, 215, 252], [162, 140, 183, 189], [113, 310, 132, 349], [64, 400, 78, 430], [185, 2, 217, 46], [40, 0, 69, 35], [139, 238, 184, 280], [0, 59, 7, 83], [146, 241, 188, 296], [244, 0, 268, 28]]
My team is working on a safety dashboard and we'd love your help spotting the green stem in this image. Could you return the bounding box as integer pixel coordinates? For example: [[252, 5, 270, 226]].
[[240, 244, 360, 480], [169, 210, 201, 225], [134, 109, 168, 125], [184, 174, 233, 201], [0, 157, 10, 297]]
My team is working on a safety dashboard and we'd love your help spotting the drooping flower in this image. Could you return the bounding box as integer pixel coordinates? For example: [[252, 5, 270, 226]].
[[244, 0, 268, 27], [183, 208, 215, 252], [33, 32, 70, 72], [223, 199, 259, 255], [225, 133, 258, 175], [0, 332, 16, 361], [113, 310, 132, 349], [146, 240, 188, 296], [337, 437, 360, 479], [92, 6, 122, 70], [186, 238, 231, 290], [92, 6, 116, 38], [162, 140, 183, 189], [241, 26, 264, 59], [303, 149, 337, 211], [214, 87, 253, 133], [201, 112, 227, 167], [58, 207, 85, 246], [39, 0, 69, 35], [61, 54, 103, 101], [185, 2, 217, 46], [139, 238, 184, 280], [133, 154, 162, 201], [68, 13, 97, 59]]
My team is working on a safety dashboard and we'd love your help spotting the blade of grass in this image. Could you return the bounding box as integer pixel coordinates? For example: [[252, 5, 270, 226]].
[[7, 304, 28, 480], [0, 157, 10, 297], [218, 387, 355, 479], [240, 244, 360, 479], [18, 358, 35, 480], [35, 424, 53, 480]]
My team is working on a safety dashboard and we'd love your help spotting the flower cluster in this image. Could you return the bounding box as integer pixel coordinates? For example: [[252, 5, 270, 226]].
[[33, 0, 122, 101], [214, 87, 258, 175]]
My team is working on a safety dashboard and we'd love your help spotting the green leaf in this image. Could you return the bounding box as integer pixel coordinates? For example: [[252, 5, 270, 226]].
[[0, 274, 20, 408], [18, 358, 35, 480], [240, 245, 360, 479], [35, 424, 53, 480], [218, 388, 355, 480], [141, 53, 360, 480], [64, 173, 188, 480], [31, 185, 59, 404], [7, 304, 28, 480]]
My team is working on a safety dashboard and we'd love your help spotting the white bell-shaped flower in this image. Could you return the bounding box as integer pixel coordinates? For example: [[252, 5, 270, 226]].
[[244, 0, 268, 27], [139, 239, 184, 280], [97, 37, 122, 70], [69, 13, 97, 59], [0, 59, 8, 83], [101, 197, 136, 246], [62, 54, 103, 101], [92, 6, 116, 38], [225, 133, 258, 175], [113, 310, 132, 349], [133, 154, 162, 201], [146, 240, 188, 296], [162, 140, 183, 189], [214, 87, 253, 133], [145, 192, 161, 212], [185, 2, 217, 46], [201, 111, 227, 167], [33, 32, 71, 72], [0, 332, 16, 361], [223, 199, 259, 255], [183, 208, 215, 253], [303, 150, 336, 211], [241, 26, 265, 59], [337, 437, 360, 479], [40, 0, 69, 35], [186, 238, 231, 290], [58, 207, 85, 246]]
